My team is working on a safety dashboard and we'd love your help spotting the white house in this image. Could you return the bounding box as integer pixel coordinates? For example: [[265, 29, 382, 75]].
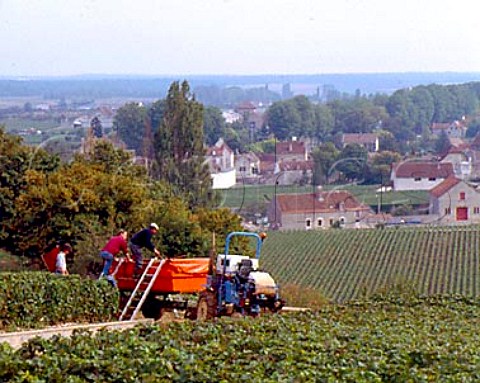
[[391, 161, 454, 191], [440, 148, 472, 180], [205, 138, 236, 189]]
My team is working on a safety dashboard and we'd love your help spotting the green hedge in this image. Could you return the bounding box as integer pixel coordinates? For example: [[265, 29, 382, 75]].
[[0, 272, 119, 330]]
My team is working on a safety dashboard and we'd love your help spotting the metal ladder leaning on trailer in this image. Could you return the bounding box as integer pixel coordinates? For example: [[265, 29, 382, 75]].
[[119, 258, 165, 321]]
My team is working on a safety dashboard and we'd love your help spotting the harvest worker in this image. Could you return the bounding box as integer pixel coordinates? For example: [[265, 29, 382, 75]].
[[129, 223, 162, 277], [100, 229, 132, 285], [56, 243, 72, 275]]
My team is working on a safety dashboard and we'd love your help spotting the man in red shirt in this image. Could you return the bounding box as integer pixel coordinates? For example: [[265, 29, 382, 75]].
[[100, 229, 132, 285]]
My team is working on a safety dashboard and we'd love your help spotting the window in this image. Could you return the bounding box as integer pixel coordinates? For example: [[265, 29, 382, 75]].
[[251, 166, 258, 174], [305, 218, 312, 230], [445, 207, 451, 215], [239, 166, 246, 172], [474, 207, 480, 214], [428, 177, 436, 181], [317, 218, 323, 227], [414, 177, 421, 182], [460, 192, 466, 200]]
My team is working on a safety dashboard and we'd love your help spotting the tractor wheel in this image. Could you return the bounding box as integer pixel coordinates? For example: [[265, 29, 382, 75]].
[[196, 291, 217, 321], [141, 295, 164, 320]]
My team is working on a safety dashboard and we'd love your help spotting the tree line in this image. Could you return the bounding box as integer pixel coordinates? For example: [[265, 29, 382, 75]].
[[266, 83, 480, 151]]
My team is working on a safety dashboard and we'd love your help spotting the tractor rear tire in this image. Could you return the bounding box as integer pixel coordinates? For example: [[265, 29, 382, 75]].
[[141, 296, 164, 320], [196, 291, 217, 321]]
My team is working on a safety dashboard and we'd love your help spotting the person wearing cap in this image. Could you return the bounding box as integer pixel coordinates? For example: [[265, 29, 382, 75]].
[[55, 243, 72, 275], [129, 223, 162, 276], [99, 229, 132, 285]]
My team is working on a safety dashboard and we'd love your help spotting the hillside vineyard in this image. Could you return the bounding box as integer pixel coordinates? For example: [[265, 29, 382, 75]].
[[261, 226, 480, 301]]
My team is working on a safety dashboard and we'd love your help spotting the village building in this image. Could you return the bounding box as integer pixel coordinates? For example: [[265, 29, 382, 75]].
[[341, 133, 379, 152], [431, 120, 467, 138], [205, 138, 236, 189], [429, 176, 480, 223], [235, 152, 261, 183], [440, 147, 472, 180], [391, 161, 454, 191], [275, 140, 308, 161], [267, 189, 373, 230]]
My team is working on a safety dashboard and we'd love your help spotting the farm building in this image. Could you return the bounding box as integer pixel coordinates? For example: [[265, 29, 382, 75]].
[[267, 189, 373, 230], [429, 176, 480, 223], [391, 161, 454, 191]]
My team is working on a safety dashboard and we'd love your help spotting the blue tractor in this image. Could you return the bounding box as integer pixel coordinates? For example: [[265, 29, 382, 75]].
[[196, 231, 284, 320]]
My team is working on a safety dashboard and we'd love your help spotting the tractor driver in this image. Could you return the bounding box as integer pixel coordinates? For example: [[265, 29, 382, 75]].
[[129, 223, 162, 277]]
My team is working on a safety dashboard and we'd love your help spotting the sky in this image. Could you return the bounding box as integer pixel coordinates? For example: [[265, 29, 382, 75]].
[[0, 0, 479, 77]]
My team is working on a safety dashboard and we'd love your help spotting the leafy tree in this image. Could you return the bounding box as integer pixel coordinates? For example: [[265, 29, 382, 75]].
[[78, 140, 145, 177], [194, 208, 247, 255], [377, 130, 397, 152], [0, 127, 59, 251], [434, 130, 451, 154], [311, 143, 339, 185], [148, 100, 166, 131], [113, 102, 147, 154], [336, 144, 368, 182], [466, 118, 480, 138], [312, 104, 334, 143], [266, 100, 301, 140], [409, 87, 434, 134], [368, 151, 401, 184], [153, 81, 213, 208], [90, 116, 103, 138], [291, 96, 315, 138], [203, 106, 226, 146], [224, 121, 250, 153]]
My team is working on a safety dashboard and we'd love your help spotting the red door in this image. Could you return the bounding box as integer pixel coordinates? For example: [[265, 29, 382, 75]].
[[456, 207, 468, 221]]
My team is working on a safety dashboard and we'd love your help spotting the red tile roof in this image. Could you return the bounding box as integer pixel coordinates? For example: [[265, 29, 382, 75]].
[[342, 133, 378, 144], [276, 141, 306, 156], [275, 191, 371, 214], [235, 101, 256, 111], [429, 176, 462, 198], [278, 160, 313, 171], [393, 162, 454, 178]]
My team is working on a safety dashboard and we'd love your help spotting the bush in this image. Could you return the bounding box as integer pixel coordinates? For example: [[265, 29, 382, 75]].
[[280, 283, 329, 309], [0, 272, 119, 330]]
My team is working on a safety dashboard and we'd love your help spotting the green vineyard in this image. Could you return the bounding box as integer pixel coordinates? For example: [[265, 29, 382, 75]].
[[261, 226, 480, 302]]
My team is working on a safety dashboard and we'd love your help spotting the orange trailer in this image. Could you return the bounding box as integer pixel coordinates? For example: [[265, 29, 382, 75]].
[[113, 258, 209, 293], [111, 257, 210, 320]]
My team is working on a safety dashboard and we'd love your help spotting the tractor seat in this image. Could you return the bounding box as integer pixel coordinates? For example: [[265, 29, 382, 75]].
[[237, 259, 253, 279]]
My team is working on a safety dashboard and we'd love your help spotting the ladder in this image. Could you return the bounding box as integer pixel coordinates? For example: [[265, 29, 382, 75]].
[[119, 258, 165, 321]]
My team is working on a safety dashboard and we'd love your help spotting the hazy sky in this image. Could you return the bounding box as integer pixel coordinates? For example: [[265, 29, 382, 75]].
[[1, 0, 479, 77]]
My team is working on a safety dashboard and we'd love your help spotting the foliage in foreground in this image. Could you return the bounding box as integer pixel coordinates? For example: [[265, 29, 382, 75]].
[[2, 295, 480, 382], [0, 272, 118, 330]]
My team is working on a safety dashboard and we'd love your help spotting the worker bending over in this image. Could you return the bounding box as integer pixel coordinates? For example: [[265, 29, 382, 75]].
[[129, 223, 162, 277]]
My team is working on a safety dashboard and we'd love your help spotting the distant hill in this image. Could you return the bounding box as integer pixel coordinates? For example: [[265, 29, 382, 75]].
[[1, 72, 480, 100]]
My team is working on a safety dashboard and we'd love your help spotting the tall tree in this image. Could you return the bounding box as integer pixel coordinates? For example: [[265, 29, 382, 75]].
[[153, 81, 213, 208], [113, 102, 147, 154], [337, 143, 368, 182], [90, 116, 103, 138], [265, 100, 301, 140], [203, 106, 226, 146], [311, 143, 339, 185]]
